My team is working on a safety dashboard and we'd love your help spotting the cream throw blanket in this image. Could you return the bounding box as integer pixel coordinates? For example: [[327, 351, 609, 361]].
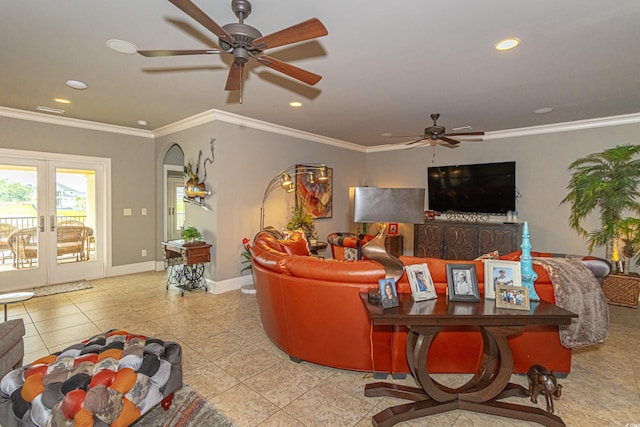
[[533, 257, 609, 349]]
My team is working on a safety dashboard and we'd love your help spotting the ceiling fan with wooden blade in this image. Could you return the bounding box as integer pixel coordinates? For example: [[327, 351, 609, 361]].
[[138, 0, 328, 101], [393, 113, 485, 148]]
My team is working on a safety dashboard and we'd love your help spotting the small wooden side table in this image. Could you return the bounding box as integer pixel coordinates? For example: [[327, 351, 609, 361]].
[[602, 273, 640, 308]]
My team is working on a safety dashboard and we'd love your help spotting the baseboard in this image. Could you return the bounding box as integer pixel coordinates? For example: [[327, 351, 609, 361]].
[[209, 274, 253, 294], [110, 261, 156, 277]]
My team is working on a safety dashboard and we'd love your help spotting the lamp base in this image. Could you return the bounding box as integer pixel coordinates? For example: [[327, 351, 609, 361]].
[[241, 284, 257, 294], [361, 225, 404, 283]]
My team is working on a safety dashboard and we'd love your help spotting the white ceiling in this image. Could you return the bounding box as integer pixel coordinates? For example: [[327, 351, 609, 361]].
[[2, 0, 640, 147]]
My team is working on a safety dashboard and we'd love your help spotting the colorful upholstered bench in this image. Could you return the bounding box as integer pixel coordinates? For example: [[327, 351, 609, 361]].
[[0, 330, 182, 426]]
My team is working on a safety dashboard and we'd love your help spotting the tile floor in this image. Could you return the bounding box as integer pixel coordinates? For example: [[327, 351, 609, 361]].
[[6, 271, 640, 426]]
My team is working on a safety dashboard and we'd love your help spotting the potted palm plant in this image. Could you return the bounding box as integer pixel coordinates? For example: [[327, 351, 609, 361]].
[[562, 144, 640, 268]]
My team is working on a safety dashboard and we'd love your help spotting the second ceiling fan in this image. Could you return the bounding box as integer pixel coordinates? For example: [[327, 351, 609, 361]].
[[138, 0, 328, 98], [394, 113, 485, 148]]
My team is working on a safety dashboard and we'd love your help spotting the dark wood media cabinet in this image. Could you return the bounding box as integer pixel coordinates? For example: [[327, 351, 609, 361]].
[[414, 220, 523, 260]]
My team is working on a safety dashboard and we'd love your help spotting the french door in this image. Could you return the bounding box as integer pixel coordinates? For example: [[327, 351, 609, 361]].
[[0, 153, 106, 290]]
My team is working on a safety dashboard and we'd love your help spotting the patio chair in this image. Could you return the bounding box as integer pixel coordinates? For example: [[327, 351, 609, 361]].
[[7, 228, 38, 269], [0, 224, 18, 264]]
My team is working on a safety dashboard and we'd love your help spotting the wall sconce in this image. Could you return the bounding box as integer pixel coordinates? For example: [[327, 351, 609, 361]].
[[350, 187, 425, 283], [260, 163, 328, 230]]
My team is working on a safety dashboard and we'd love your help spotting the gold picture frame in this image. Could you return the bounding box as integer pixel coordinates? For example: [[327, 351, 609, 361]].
[[495, 285, 530, 311]]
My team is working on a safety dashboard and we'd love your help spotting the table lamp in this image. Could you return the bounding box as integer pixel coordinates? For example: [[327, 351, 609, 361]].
[[350, 187, 425, 283]]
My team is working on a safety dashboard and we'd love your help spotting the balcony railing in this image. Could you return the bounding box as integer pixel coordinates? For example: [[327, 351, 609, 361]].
[[0, 216, 88, 229]]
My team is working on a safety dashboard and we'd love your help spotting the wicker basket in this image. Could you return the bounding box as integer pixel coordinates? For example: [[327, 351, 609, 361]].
[[602, 274, 640, 308]]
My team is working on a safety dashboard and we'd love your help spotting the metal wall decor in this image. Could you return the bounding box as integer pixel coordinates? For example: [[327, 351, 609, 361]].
[[184, 138, 215, 211]]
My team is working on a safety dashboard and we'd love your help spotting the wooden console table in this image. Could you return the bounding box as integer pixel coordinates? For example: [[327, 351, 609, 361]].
[[360, 293, 577, 427], [414, 220, 522, 260], [162, 240, 211, 295]]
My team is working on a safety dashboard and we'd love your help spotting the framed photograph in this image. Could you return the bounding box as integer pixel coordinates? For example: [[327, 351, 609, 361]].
[[379, 278, 400, 309], [387, 223, 399, 236], [446, 264, 480, 302], [406, 263, 437, 301], [295, 164, 333, 219], [484, 260, 522, 300], [496, 285, 530, 311]]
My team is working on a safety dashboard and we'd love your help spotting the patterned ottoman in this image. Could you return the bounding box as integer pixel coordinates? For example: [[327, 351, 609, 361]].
[[0, 330, 182, 426]]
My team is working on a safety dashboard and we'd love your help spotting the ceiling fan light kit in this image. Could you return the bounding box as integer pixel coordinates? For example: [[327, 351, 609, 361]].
[[138, 0, 328, 101], [393, 113, 485, 148]]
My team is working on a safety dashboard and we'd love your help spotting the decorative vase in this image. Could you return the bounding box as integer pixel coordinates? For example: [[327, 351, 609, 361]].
[[520, 221, 540, 301]]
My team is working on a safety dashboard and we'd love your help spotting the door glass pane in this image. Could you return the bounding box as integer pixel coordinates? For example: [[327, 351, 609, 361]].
[[0, 165, 38, 270], [55, 168, 95, 264], [176, 185, 185, 231]]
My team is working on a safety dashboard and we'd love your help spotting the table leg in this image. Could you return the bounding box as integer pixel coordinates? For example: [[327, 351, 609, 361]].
[[3, 305, 7, 321], [366, 325, 566, 427]]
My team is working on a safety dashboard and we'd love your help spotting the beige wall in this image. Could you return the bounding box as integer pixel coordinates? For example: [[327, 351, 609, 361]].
[[155, 120, 366, 282], [2, 111, 639, 285], [366, 123, 639, 260], [0, 115, 156, 268]]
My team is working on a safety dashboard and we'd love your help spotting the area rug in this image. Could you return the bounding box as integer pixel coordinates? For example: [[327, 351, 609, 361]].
[[31, 280, 93, 297], [134, 385, 236, 427]]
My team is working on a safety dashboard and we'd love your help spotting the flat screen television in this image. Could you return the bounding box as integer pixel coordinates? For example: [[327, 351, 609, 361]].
[[427, 161, 516, 214]]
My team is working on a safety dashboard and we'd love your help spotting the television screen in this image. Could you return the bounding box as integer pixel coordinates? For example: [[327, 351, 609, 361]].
[[427, 161, 516, 214]]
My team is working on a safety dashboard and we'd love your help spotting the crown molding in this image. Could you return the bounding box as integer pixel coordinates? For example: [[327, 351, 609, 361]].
[[482, 112, 640, 140], [0, 106, 154, 138], [366, 112, 640, 153], [152, 108, 367, 152], [3, 105, 639, 151]]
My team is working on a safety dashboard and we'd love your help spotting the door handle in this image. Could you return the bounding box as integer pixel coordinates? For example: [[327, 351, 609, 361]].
[[39, 215, 45, 232], [50, 215, 56, 232]]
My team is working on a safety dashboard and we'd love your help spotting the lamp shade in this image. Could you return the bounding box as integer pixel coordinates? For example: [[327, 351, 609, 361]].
[[350, 187, 425, 223]]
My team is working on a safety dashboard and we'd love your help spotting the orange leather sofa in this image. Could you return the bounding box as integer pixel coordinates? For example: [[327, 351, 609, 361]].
[[251, 230, 575, 375]]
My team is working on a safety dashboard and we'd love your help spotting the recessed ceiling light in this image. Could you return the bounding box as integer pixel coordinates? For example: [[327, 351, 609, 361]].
[[137, 120, 148, 127], [534, 107, 554, 114], [36, 106, 65, 114], [65, 80, 88, 90], [380, 132, 393, 137], [495, 38, 520, 51], [106, 39, 138, 54], [289, 101, 303, 107], [54, 98, 71, 104]]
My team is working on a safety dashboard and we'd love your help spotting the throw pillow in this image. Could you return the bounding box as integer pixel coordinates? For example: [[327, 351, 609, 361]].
[[279, 232, 310, 256]]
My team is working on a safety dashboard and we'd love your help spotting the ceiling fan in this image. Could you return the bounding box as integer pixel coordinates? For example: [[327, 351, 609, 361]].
[[393, 113, 485, 148], [138, 0, 328, 100]]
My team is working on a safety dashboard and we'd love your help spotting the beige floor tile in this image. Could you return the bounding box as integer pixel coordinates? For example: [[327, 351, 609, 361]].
[[216, 343, 282, 382], [211, 383, 279, 427], [39, 322, 101, 348], [8, 272, 640, 427], [26, 304, 84, 322], [185, 361, 240, 399], [283, 379, 375, 427], [23, 334, 47, 354], [257, 410, 306, 427], [245, 360, 324, 408], [33, 312, 92, 334], [23, 322, 39, 338], [24, 348, 54, 364]]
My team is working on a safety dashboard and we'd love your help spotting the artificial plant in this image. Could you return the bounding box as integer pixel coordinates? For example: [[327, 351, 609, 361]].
[[181, 226, 203, 242], [561, 144, 640, 264], [287, 201, 316, 239]]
